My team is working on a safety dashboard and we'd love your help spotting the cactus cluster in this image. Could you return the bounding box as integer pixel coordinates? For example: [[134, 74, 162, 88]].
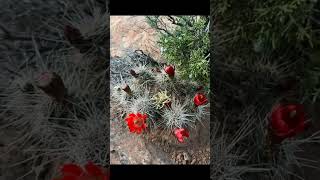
[[111, 62, 210, 143], [0, 0, 108, 179]]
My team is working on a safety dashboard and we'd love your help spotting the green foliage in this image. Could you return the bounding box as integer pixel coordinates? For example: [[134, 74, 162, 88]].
[[146, 16, 210, 85], [212, 0, 320, 179], [254, 0, 315, 49], [213, 0, 317, 53]]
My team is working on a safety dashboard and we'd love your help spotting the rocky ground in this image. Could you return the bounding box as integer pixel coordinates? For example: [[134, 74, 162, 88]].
[[110, 16, 210, 165], [110, 107, 210, 165], [110, 16, 162, 60]]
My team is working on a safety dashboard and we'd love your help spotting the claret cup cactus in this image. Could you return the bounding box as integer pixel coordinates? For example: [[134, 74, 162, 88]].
[[112, 63, 209, 143]]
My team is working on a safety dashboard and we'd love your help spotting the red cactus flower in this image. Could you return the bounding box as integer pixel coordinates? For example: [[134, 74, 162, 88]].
[[125, 113, 148, 134], [174, 128, 189, 143], [54, 161, 109, 180], [270, 103, 306, 144], [194, 93, 208, 107], [164, 65, 175, 78]]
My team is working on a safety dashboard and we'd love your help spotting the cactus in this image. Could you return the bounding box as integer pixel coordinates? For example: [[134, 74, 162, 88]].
[[111, 60, 209, 139], [0, 0, 108, 179]]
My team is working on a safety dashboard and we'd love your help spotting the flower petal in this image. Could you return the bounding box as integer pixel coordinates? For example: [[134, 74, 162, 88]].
[[177, 137, 184, 143], [182, 130, 189, 137], [136, 113, 143, 118], [59, 175, 79, 180], [128, 113, 136, 118], [126, 112, 148, 134], [136, 129, 142, 134], [143, 114, 148, 119], [271, 116, 290, 134], [102, 174, 109, 180], [294, 121, 305, 134], [270, 103, 306, 144], [194, 93, 208, 106], [174, 128, 189, 143], [61, 164, 84, 176], [85, 161, 104, 176]]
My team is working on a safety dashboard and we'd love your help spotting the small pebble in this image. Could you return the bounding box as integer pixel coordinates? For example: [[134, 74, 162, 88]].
[[177, 153, 183, 161], [182, 160, 187, 165], [189, 150, 194, 155], [183, 152, 190, 161], [163, 147, 168, 153], [191, 159, 197, 164]]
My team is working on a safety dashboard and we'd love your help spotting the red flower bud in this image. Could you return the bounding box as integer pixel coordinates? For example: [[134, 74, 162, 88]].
[[64, 25, 92, 53], [164, 65, 175, 78], [269, 103, 306, 144], [130, 69, 139, 78], [164, 100, 172, 108], [36, 72, 66, 102], [193, 93, 208, 107], [174, 128, 189, 143], [122, 84, 132, 95], [64, 25, 83, 44]]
